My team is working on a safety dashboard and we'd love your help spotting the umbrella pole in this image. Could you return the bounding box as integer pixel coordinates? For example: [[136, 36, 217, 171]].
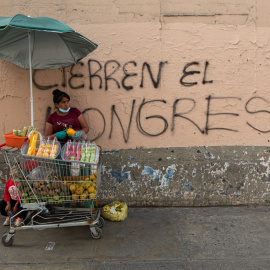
[[28, 31, 34, 126]]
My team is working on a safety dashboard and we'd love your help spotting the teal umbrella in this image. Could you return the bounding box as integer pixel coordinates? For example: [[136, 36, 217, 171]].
[[0, 14, 98, 125]]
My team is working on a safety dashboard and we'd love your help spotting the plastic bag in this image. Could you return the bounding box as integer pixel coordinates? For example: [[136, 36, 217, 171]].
[[49, 138, 59, 158], [36, 139, 46, 157], [101, 201, 128, 221], [27, 131, 39, 155]]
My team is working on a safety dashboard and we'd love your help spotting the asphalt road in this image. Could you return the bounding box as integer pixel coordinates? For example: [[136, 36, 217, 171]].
[[0, 206, 269, 270]]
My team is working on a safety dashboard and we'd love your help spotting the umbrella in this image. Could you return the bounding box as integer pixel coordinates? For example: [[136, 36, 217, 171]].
[[0, 14, 98, 126]]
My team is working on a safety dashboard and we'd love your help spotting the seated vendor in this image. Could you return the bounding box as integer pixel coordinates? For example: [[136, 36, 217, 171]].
[[45, 89, 89, 143]]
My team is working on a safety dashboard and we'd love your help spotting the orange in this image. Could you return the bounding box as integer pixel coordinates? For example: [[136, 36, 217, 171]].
[[84, 182, 91, 189], [72, 194, 78, 200], [88, 186, 95, 193], [66, 128, 76, 136], [81, 193, 87, 200], [69, 184, 76, 193], [76, 186, 84, 195], [91, 182, 96, 188]]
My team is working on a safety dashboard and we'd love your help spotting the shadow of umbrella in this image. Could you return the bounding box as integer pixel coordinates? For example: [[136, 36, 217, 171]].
[[0, 14, 98, 126]]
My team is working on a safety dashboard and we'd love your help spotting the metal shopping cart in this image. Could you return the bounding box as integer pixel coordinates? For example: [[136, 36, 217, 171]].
[[0, 143, 104, 247]]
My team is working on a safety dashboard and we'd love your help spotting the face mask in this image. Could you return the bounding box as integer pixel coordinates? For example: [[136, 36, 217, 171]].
[[59, 107, 70, 113]]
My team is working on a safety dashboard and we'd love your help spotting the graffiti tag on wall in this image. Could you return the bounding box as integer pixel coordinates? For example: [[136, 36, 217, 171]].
[[33, 60, 270, 142]]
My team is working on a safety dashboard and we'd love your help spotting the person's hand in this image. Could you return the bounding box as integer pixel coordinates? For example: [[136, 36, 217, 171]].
[[5, 202, 11, 212], [68, 131, 82, 139], [56, 130, 67, 140]]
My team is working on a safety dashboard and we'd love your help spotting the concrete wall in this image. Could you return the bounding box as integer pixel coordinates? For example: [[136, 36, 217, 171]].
[[101, 146, 270, 206], [1, 0, 270, 205]]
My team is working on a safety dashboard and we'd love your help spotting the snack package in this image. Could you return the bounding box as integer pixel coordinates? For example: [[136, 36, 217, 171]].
[[43, 139, 52, 158], [26, 126, 33, 136], [49, 138, 59, 159], [27, 131, 39, 156], [80, 142, 87, 162], [69, 140, 77, 161], [85, 142, 92, 163], [36, 140, 46, 157], [89, 144, 97, 163], [21, 126, 28, 137], [64, 140, 72, 160], [76, 142, 82, 161]]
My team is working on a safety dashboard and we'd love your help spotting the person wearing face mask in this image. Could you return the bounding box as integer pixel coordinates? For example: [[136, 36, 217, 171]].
[[45, 89, 89, 143]]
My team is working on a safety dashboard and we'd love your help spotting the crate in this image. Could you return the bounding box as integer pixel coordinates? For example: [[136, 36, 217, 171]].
[[3, 132, 28, 148]]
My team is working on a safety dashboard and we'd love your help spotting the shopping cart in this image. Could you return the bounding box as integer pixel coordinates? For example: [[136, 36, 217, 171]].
[[0, 143, 104, 247]]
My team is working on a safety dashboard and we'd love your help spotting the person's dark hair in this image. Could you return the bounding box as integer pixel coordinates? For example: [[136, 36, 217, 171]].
[[52, 89, 70, 104]]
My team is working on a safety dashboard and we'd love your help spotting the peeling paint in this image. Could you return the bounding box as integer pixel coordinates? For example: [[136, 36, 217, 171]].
[[97, 146, 270, 206], [128, 162, 139, 168], [108, 166, 131, 183], [183, 183, 194, 191], [142, 165, 176, 188], [160, 165, 176, 187], [130, 181, 136, 192], [204, 152, 215, 159], [201, 166, 205, 174]]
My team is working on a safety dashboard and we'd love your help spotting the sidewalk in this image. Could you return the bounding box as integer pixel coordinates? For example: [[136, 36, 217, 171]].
[[0, 206, 269, 270]]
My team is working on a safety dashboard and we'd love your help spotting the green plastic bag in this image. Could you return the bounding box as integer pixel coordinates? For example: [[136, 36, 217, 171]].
[[101, 201, 128, 221]]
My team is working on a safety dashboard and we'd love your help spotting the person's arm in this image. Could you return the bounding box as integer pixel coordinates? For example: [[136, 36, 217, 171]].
[[4, 180, 11, 202], [13, 201, 19, 214], [5, 201, 11, 212], [4, 180, 11, 212], [44, 122, 56, 139], [78, 114, 89, 134]]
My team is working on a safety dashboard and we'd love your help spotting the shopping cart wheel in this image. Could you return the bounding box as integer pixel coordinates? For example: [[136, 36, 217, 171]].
[[90, 226, 102, 239], [96, 217, 104, 228], [1, 233, 14, 247]]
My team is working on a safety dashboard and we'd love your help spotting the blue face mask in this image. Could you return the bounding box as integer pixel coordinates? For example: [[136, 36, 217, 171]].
[[59, 107, 70, 113]]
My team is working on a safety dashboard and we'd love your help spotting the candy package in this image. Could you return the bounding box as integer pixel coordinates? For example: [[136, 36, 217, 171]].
[[61, 140, 99, 164]]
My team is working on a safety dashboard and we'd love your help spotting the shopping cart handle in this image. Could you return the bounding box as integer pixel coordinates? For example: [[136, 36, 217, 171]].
[[0, 143, 6, 149]]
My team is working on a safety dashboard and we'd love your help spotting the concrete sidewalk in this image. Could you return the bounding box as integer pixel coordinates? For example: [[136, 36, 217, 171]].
[[0, 206, 269, 270]]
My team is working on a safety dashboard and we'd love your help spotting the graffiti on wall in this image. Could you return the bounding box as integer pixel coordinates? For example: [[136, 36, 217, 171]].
[[33, 60, 270, 142]]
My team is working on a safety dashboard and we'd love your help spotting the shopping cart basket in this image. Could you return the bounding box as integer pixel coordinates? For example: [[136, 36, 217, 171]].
[[0, 143, 104, 247]]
